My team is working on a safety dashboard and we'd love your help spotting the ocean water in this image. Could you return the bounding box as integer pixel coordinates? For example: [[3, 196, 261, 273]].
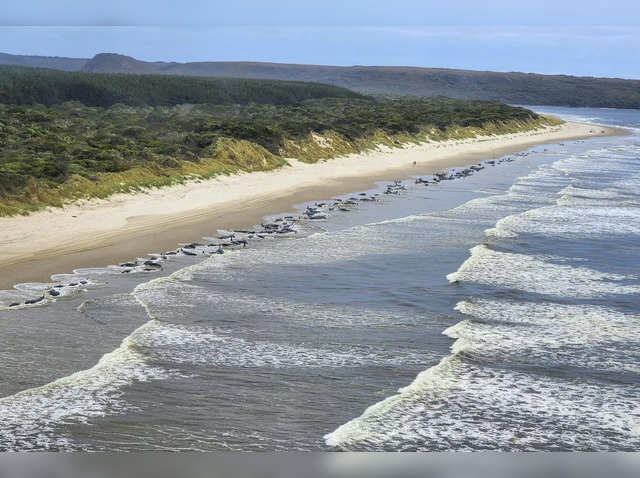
[[0, 107, 638, 451]]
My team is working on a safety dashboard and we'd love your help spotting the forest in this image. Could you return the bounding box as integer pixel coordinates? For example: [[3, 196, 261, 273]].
[[0, 68, 550, 215], [4, 52, 640, 109], [0, 66, 362, 107]]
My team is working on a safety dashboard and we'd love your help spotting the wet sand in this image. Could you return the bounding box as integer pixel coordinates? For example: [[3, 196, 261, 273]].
[[0, 122, 628, 290]]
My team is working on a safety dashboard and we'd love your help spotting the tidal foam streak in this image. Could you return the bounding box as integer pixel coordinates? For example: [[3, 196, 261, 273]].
[[327, 135, 640, 451]]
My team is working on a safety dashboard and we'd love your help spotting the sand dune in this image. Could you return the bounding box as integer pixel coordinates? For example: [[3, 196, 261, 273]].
[[0, 121, 626, 289]]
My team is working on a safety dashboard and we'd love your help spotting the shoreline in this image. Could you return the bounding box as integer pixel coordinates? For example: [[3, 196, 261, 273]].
[[0, 121, 629, 290]]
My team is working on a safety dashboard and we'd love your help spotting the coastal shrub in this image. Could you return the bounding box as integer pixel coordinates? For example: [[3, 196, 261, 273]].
[[0, 97, 548, 215]]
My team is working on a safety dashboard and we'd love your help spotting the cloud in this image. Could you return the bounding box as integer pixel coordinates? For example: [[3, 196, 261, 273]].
[[0, 24, 638, 79], [2, 1, 640, 26]]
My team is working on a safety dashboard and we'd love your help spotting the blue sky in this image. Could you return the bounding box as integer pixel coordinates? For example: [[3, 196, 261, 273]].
[[1, 1, 639, 78]]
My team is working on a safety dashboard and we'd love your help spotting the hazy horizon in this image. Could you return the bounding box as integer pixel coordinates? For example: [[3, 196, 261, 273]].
[[1, 1, 640, 79]]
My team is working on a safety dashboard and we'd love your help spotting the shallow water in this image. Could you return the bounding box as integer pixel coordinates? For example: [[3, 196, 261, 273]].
[[1, 106, 639, 451]]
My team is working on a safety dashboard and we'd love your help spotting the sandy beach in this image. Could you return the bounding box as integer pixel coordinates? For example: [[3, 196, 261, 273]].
[[0, 121, 627, 290]]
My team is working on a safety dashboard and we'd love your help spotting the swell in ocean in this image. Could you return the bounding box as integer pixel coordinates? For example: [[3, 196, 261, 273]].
[[325, 114, 640, 451], [0, 107, 638, 451]]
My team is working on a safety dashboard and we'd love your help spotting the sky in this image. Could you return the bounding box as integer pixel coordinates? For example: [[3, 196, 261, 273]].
[[1, 1, 639, 78]]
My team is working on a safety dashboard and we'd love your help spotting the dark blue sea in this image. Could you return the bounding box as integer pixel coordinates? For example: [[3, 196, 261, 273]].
[[0, 107, 638, 451]]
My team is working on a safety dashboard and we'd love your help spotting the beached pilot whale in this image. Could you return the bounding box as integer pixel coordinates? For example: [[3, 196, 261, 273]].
[[24, 296, 44, 305]]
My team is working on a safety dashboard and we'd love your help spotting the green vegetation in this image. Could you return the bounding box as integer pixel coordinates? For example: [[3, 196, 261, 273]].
[[77, 53, 640, 109], [4, 52, 640, 109], [0, 68, 554, 216], [5, 52, 639, 109], [0, 66, 362, 107]]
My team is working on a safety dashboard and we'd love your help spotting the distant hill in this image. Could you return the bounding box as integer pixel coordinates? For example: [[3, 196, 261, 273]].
[[0, 66, 362, 107], [0, 52, 87, 72], [2, 52, 640, 108]]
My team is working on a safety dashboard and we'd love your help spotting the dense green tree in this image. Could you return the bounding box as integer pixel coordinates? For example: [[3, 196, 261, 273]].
[[0, 67, 542, 214], [0, 66, 361, 107]]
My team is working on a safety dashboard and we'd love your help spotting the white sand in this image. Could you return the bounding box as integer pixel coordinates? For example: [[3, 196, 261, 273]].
[[0, 121, 622, 283]]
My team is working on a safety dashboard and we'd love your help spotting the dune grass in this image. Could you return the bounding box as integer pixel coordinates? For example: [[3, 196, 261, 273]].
[[283, 117, 559, 163], [0, 99, 554, 216]]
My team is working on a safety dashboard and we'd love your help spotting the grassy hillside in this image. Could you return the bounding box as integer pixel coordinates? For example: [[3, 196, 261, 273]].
[[1, 52, 639, 108], [0, 66, 362, 107], [0, 93, 549, 215]]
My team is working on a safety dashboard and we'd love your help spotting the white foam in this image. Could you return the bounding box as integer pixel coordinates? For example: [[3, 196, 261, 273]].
[[448, 245, 639, 298], [449, 300, 640, 373], [327, 295, 640, 450], [488, 204, 640, 238], [134, 322, 432, 368], [327, 139, 640, 450], [135, 275, 428, 328], [368, 214, 429, 226], [0, 321, 170, 451], [325, 354, 640, 451], [558, 184, 629, 202], [324, 355, 459, 448]]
